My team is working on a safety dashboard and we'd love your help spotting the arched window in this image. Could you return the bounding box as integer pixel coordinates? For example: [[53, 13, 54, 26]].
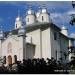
[[42, 16, 44, 21], [54, 32, 57, 40], [14, 55, 17, 63], [7, 42, 12, 54], [3, 56, 6, 64], [16, 24, 17, 28]]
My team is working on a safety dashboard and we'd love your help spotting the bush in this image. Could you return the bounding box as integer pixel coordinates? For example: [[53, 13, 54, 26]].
[[0, 58, 75, 74]]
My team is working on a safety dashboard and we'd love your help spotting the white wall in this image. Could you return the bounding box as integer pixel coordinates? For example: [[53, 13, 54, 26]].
[[26, 15, 36, 25], [18, 36, 25, 61], [60, 35, 69, 63], [50, 28, 61, 61], [26, 44, 35, 59], [42, 28, 51, 59], [15, 21, 22, 29], [38, 13, 50, 23], [2, 35, 19, 64], [26, 29, 41, 58]]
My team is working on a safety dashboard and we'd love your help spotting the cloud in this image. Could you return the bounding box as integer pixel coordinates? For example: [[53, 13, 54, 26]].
[[1, 2, 72, 26], [69, 33, 75, 38], [50, 12, 71, 28], [50, 13, 61, 18], [3, 1, 71, 27], [67, 10, 75, 15], [0, 1, 73, 33]]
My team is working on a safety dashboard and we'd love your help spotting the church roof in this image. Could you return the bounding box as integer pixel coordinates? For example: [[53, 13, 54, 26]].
[[26, 22, 61, 33], [60, 32, 75, 40], [3, 29, 18, 37], [3, 22, 61, 37], [3, 23, 75, 41]]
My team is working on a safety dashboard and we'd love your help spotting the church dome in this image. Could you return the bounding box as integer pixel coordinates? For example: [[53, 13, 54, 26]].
[[41, 8, 47, 13], [15, 12, 22, 29], [37, 5, 50, 23], [61, 26, 67, 30], [61, 26, 68, 36], [16, 16, 21, 21], [41, 4, 48, 14], [27, 6, 34, 15], [25, 6, 36, 25], [27, 9, 34, 15]]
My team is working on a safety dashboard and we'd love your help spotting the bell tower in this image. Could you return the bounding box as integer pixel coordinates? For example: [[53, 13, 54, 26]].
[[15, 10, 22, 29], [61, 25, 68, 36], [25, 6, 36, 25], [37, 4, 51, 23]]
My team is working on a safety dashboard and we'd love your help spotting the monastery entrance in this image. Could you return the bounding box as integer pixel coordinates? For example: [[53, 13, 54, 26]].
[[8, 55, 12, 65]]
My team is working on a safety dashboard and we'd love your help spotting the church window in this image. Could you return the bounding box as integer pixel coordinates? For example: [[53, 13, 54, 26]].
[[7, 42, 12, 54], [54, 32, 57, 40], [16, 24, 17, 28], [42, 16, 44, 21], [14, 55, 17, 63], [3, 56, 6, 64]]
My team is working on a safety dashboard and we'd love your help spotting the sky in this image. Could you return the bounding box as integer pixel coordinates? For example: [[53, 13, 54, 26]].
[[0, 1, 75, 36]]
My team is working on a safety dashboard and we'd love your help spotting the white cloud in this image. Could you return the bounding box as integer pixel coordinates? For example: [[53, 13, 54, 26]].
[[50, 13, 63, 18], [67, 10, 75, 15], [50, 12, 71, 27], [0, 1, 73, 29], [69, 33, 75, 38]]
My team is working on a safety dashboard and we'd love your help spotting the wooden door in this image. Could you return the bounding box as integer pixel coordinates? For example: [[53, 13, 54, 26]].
[[8, 55, 12, 65]]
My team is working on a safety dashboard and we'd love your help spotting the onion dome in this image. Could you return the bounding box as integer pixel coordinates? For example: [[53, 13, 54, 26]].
[[16, 16, 21, 21], [27, 6, 34, 15], [61, 26, 67, 30], [41, 4, 48, 14]]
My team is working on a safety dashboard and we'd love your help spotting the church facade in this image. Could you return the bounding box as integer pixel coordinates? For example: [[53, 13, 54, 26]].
[[0, 5, 74, 65]]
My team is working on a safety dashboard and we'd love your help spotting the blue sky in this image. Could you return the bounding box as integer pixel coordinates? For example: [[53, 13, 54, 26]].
[[0, 1, 75, 36]]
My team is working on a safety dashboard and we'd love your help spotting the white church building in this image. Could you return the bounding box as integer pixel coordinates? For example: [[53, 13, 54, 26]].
[[0, 5, 74, 65]]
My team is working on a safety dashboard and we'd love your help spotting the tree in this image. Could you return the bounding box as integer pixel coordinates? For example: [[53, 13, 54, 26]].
[[70, 1, 75, 25]]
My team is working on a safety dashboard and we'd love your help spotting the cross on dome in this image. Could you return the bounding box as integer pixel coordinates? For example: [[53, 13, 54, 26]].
[[27, 5, 34, 15], [41, 4, 47, 13]]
